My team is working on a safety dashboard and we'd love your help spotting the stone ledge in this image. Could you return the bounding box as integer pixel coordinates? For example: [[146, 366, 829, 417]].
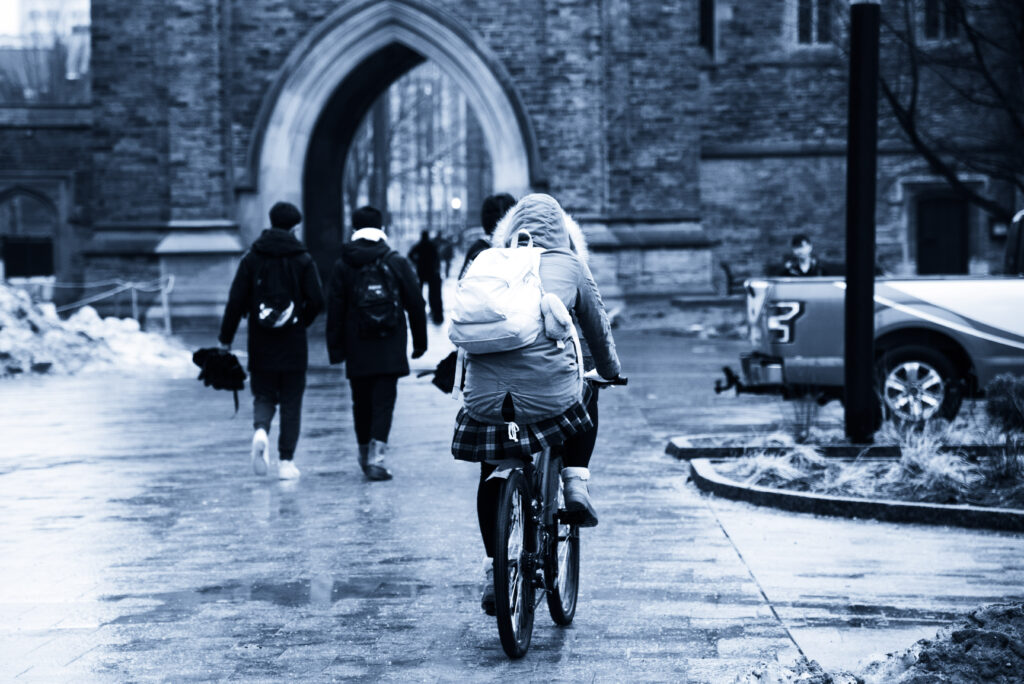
[[580, 219, 715, 251], [0, 105, 92, 128], [666, 438, 1005, 460], [688, 457, 1024, 533]]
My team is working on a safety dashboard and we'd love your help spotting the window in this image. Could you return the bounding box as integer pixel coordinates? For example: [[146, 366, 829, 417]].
[[699, 0, 716, 58], [922, 0, 959, 41], [796, 0, 833, 46], [0, 0, 91, 104]]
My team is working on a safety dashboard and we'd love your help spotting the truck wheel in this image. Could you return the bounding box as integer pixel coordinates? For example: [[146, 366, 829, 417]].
[[877, 345, 962, 423]]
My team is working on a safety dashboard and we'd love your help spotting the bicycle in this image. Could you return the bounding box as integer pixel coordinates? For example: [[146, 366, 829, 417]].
[[491, 372, 627, 658]]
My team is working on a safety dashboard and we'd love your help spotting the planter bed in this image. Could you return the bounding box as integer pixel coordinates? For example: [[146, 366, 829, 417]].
[[689, 458, 1024, 533]]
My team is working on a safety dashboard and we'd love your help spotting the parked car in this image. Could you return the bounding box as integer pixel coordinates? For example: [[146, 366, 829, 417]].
[[722, 211, 1024, 423]]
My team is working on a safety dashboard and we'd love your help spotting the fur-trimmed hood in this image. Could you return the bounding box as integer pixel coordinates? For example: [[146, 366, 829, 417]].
[[490, 193, 589, 263]]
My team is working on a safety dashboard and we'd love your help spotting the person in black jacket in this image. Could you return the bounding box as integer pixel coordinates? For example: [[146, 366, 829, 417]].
[[219, 201, 324, 480], [459, 193, 515, 279], [326, 206, 427, 481], [407, 230, 444, 324], [777, 233, 825, 277]]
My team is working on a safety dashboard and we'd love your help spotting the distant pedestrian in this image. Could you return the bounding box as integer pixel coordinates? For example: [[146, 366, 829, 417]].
[[408, 229, 444, 324], [459, 193, 515, 280], [779, 233, 825, 277], [326, 206, 427, 481], [218, 201, 324, 480], [438, 234, 455, 279]]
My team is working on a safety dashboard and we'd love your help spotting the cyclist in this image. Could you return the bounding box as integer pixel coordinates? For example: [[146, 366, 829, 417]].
[[449, 193, 621, 614]]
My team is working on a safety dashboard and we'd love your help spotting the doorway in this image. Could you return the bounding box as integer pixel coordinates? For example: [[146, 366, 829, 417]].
[[916, 195, 968, 275]]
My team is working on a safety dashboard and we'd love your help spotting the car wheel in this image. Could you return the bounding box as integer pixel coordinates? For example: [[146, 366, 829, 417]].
[[877, 345, 962, 423]]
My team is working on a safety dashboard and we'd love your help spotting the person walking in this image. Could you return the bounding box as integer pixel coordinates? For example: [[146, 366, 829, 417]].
[[218, 201, 324, 480], [458, 193, 515, 280], [437, 233, 455, 279], [408, 229, 444, 324], [326, 206, 428, 481]]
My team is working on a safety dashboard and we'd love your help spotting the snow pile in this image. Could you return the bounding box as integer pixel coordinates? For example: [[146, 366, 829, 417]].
[[738, 602, 1024, 684], [0, 282, 193, 378]]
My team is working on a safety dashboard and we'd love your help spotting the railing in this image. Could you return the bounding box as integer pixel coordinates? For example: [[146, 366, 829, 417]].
[[11, 275, 177, 333]]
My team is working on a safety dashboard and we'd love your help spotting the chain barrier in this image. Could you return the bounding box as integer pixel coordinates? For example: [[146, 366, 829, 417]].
[[46, 276, 177, 333]]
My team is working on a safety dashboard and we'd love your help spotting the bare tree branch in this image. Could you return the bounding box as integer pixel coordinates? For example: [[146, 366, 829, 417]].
[[880, 74, 1014, 221]]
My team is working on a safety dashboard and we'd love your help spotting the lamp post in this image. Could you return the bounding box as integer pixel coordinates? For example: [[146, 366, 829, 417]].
[[844, 0, 881, 443]]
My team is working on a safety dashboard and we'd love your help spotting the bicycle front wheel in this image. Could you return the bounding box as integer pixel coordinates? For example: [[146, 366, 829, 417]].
[[493, 469, 536, 658], [546, 475, 580, 625]]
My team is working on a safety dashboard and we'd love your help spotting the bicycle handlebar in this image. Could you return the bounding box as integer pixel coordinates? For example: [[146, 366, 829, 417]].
[[584, 370, 628, 387]]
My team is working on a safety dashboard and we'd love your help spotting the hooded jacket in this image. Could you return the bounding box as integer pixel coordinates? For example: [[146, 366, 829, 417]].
[[219, 228, 325, 372], [461, 194, 621, 425], [326, 229, 428, 378]]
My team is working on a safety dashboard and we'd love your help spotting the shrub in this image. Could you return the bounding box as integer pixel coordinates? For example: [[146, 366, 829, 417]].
[[985, 374, 1024, 434]]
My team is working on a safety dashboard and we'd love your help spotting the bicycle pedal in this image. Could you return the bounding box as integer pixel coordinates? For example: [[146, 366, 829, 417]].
[[556, 512, 576, 525]]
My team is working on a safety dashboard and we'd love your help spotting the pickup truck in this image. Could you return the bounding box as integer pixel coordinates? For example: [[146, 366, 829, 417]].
[[726, 210, 1024, 423]]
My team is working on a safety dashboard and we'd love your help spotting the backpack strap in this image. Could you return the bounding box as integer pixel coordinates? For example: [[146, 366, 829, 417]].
[[376, 249, 399, 283], [451, 346, 467, 401], [509, 230, 534, 249]]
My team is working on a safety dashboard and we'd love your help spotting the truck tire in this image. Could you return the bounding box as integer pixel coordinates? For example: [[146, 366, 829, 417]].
[[877, 345, 962, 423]]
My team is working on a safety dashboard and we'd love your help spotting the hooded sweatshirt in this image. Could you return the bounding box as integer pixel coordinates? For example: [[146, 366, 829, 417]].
[[462, 194, 620, 425], [325, 229, 427, 378], [219, 228, 325, 372]]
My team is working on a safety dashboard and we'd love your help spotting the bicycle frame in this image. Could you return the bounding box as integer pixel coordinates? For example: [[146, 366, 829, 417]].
[[489, 446, 560, 600]]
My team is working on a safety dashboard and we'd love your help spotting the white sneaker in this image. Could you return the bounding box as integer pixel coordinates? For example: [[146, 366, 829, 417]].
[[250, 429, 269, 476], [278, 459, 301, 480]]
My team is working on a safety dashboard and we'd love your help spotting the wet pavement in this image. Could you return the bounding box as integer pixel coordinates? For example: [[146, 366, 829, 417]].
[[1, 326, 1022, 681]]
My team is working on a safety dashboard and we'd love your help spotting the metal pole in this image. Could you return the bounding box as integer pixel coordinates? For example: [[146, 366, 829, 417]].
[[161, 276, 173, 334], [844, 0, 880, 443], [130, 285, 139, 322]]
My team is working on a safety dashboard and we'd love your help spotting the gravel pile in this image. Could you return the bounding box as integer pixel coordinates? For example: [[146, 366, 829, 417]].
[[0, 283, 192, 378]]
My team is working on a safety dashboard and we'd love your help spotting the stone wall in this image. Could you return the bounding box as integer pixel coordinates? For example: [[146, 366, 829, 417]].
[[5, 0, 1013, 316], [701, 0, 1012, 281]]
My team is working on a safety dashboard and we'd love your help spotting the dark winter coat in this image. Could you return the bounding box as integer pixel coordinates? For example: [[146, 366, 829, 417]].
[[326, 233, 428, 379], [219, 228, 325, 372], [779, 256, 825, 277]]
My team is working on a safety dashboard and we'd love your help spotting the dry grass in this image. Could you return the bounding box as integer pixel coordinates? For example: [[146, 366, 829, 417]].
[[716, 421, 1024, 508]]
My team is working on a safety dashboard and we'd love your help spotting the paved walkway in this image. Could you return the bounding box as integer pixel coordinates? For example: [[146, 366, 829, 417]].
[[1, 328, 1021, 681]]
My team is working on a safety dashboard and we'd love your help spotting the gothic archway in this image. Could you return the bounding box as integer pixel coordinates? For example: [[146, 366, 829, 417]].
[[243, 0, 541, 273]]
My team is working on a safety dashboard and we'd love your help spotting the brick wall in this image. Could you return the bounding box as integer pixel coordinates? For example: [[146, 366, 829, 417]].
[[90, 1, 170, 223], [701, 0, 1012, 278], [7, 0, 1012, 303]]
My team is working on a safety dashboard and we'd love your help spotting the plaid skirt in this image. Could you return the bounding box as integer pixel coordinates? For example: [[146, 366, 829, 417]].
[[451, 401, 594, 463]]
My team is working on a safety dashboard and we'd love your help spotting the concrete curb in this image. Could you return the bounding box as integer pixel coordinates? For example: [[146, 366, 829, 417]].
[[688, 458, 1024, 533], [666, 437, 1005, 460]]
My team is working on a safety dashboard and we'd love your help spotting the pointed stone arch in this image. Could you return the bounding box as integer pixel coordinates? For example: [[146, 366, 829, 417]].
[[241, 0, 542, 265]]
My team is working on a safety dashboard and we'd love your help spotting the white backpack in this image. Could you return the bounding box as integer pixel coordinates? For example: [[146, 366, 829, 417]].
[[448, 230, 545, 354]]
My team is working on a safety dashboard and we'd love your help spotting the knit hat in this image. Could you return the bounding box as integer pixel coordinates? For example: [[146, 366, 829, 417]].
[[269, 202, 302, 229], [352, 205, 383, 229]]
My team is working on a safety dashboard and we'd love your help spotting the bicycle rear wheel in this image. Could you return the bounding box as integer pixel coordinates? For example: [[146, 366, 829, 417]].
[[493, 469, 536, 658], [546, 469, 580, 625]]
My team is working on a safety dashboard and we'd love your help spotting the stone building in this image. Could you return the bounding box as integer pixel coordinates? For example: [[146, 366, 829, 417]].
[[0, 0, 1015, 321]]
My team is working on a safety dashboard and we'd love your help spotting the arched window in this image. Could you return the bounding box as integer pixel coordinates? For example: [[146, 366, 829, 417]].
[[0, 188, 58, 277]]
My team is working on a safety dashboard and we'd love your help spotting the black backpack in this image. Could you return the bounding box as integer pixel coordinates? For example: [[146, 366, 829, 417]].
[[353, 250, 402, 339], [254, 255, 298, 329]]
